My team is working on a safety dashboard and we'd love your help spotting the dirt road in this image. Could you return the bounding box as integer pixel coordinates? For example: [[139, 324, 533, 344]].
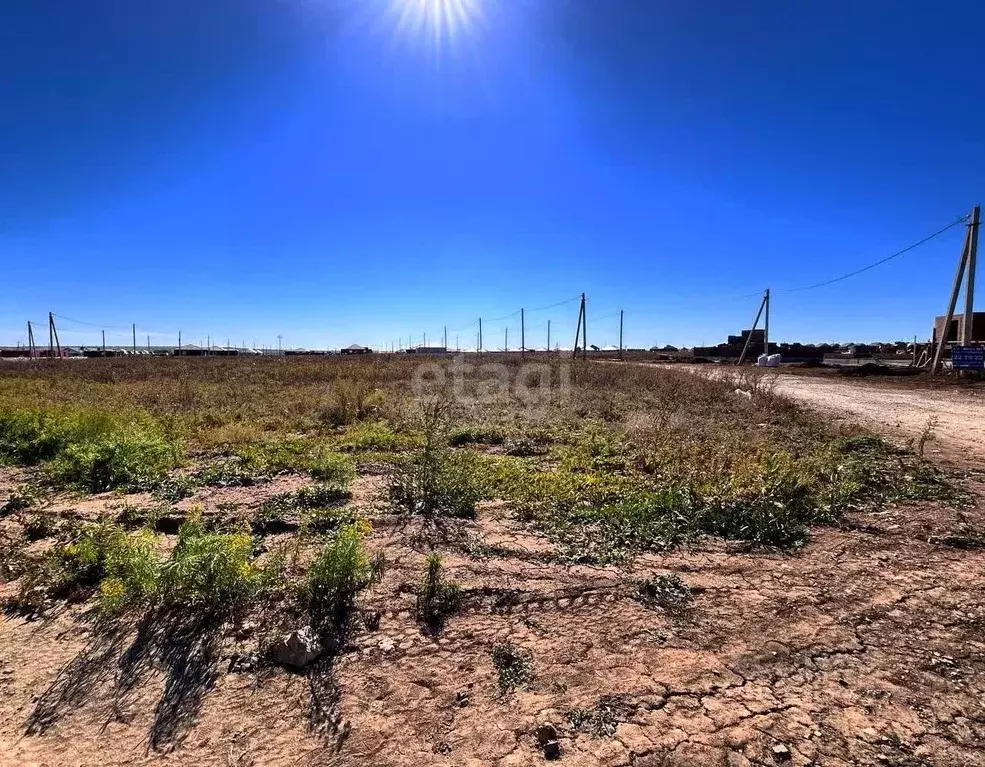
[[769, 374, 985, 463]]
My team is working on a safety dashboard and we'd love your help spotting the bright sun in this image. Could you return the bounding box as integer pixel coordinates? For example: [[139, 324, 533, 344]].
[[390, 0, 484, 48]]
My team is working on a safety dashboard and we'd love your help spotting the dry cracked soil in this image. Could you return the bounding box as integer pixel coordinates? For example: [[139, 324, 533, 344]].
[[1, 378, 984, 766]]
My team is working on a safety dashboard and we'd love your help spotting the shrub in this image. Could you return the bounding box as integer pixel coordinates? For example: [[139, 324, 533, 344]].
[[388, 450, 481, 518], [0, 407, 181, 492], [305, 522, 379, 619], [416, 553, 461, 632], [307, 449, 356, 485], [634, 574, 694, 614], [491, 643, 534, 692], [319, 379, 386, 427], [449, 425, 505, 447], [256, 483, 354, 533], [157, 516, 263, 611], [17, 522, 159, 609], [388, 400, 481, 517], [338, 422, 403, 452]]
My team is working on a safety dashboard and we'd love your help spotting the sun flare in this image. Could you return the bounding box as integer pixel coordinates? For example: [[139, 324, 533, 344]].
[[390, 0, 484, 48]]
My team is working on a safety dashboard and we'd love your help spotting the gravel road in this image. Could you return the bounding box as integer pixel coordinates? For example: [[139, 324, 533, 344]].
[[771, 374, 985, 463]]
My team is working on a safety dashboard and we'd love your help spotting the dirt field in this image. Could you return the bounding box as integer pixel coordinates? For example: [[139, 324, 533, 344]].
[[0, 359, 983, 767]]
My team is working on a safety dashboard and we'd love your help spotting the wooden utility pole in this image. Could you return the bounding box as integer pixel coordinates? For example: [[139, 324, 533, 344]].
[[102, 329, 106, 355], [48, 313, 54, 358], [521, 309, 526, 357], [132, 323, 136, 354], [505, 327, 509, 353], [547, 320, 551, 353], [178, 331, 182, 351], [27, 321, 36, 359], [147, 335, 151, 353], [619, 310, 624, 360], [444, 326, 448, 350], [932, 208, 978, 374], [479, 318, 483, 355], [737, 291, 769, 365]]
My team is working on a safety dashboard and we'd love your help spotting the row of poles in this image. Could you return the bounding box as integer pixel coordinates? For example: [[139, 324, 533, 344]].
[[24, 295, 630, 361], [22, 206, 981, 369], [23, 315, 289, 358], [383, 293, 627, 360]]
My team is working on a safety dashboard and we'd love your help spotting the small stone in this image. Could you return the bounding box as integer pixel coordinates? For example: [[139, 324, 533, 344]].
[[379, 637, 397, 653], [456, 690, 470, 708], [772, 743, 790, 761], [537, 723, 561, 760], [271, 626, 325, 669], [537, 723, 558, 746]]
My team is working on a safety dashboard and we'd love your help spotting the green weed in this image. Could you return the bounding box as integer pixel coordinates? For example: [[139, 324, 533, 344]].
[[305, 522, 380, 619], [307, 449, 356, 485], [338, 422, 404, 452], [491, 643, 534, 693], [156, 516, 265, 612], [319, 379, 386, 427], [0, 407, 181, 492], [416, 553, 461, 632], [634, 574, 694, 614]]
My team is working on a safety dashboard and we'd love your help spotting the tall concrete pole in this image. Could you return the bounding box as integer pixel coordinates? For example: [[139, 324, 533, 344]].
[[962, 205, 980, 345]]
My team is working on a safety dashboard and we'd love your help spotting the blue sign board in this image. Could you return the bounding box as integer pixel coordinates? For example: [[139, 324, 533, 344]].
[[952, 346, 985, 370]]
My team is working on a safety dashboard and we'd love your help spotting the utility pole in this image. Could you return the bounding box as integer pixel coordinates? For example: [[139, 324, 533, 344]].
[[179, 331, 182, 352], [48, 313, 54, 358], [737, 290, 769, 365], [764, 289, 771, 357], [479, 318, 483, 355], [208, 335, 211, 355], [963, 205, 980, 345], [933, 206, 979, 373], [456, 335, 460, 352], [572, 294, 586, 359], [27, 321, 36, 359], [147, 334, 151, 353], [521, 308, 525, 358], [102, 329, 106, 356], [132, 323, 136, 354], [505, 327, 509, 353], [619, 310, 624, 360], [547, 320, 551, 354], [444, 326, 448, 350], [51, 315, 60, 358], [278, 334, 282, 355]]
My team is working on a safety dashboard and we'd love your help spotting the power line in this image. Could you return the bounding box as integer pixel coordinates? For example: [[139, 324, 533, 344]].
[[781, 214, 970, 293], [527, 294, 582, 312]]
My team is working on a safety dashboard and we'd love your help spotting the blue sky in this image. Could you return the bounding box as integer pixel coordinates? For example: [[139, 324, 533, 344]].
[[1, 0, 981, 350]]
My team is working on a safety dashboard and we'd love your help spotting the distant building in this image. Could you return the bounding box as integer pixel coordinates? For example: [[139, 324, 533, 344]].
[[174, 344, 207, 357], [341, 344, 373, 355], [406, 346, 448, 355], [727, 329, 766, 346], [933, 313, 985, 345]]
